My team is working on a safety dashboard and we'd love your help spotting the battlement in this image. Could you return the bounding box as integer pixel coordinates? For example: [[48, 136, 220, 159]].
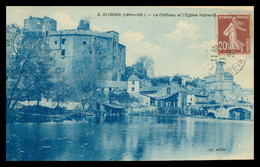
[[49, 29, 115, 39]]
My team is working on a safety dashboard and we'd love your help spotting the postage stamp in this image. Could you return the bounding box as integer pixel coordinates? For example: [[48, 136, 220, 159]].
[[217, 14, 251, 55]]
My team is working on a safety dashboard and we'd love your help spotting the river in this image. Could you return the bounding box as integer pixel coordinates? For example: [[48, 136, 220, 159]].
[[6, 115, 254, 161]]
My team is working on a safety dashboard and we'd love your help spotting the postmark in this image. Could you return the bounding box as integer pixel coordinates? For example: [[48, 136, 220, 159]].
[[202, 41, 247, 75], [217, 14, 251, 55]]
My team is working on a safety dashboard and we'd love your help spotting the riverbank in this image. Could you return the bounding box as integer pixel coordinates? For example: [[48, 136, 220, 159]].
[[7, 104, 253, 123], [7, 105, 92, 123]]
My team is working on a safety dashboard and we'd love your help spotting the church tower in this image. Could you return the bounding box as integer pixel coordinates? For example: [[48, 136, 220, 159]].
[[215, 61, 225, 81]]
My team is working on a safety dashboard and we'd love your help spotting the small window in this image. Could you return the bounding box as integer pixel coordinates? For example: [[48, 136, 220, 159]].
[[166, 87, 171, 95], [132, 81, 135, 85], [62, 39, 66, 44], [46, 31, 48, 37], [132, 87, 135, 91], [61, 49, 65, 56], [55, 41, 57, 45], [83, 41, 87, 45], [190, 98, 192, 101], [109, 88, 112, 92]]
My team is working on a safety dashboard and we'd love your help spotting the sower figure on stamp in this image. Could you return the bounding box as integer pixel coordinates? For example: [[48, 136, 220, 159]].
[[223, 17, 247, 52]]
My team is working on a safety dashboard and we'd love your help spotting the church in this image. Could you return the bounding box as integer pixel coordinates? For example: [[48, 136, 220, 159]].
[[204, 61, 236, 103]]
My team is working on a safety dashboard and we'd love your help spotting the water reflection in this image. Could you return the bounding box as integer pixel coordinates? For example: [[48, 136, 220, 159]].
[[6, 115, 253, 161]]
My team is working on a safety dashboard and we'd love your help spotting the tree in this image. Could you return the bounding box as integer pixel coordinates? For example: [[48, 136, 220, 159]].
[[121, 66, 135, 81], [6, 24, 55, 115], [70, 51, 99, 111], [51, 78, 72, 108], [132, 61, 148, 80], [185, 80, 198, 88], [108, 91, 139, 106], [151, 76, 170, 86], [126, 56, 154, 80], [135, 56, 154, 77], [172, 76, 182, 86]]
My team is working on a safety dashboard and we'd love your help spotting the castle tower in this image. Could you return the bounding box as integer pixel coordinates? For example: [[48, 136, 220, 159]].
[[24, 16, 44, 32], [77, 20, 90, 30], [42, 16, 57, 36], [24, 16, 57, 37]]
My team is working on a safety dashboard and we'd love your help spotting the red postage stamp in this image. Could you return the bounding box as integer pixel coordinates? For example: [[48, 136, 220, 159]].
[[217, 14, 251, 55]]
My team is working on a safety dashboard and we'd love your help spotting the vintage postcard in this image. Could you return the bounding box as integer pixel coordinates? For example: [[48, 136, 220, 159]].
[[6, 6, 254, 161]]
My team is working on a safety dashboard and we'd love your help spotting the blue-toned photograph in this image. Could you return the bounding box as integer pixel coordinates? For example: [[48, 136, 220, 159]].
[[6, 6, 254, 161]]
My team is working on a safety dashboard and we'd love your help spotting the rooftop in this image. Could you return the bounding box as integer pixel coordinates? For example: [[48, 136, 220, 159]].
[[49, 29, 115, 38], [140, 85, 165, 92], [140, 84, 187, 93], [128, 74, 139, 81], [141, 91, 179, 100], [97, 80, 127, 88]]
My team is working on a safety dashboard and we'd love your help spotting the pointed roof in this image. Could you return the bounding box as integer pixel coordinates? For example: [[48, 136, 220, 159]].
[[128, 74, 139, 81]]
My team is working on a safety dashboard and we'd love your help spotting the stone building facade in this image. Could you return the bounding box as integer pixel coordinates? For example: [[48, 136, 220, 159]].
[[24, 16, 57, 34], [204, 61, 236, 103], [24, 16, 126, 81]]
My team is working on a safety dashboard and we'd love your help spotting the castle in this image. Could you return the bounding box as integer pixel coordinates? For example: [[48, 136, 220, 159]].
[[24, 16, 126, 81]]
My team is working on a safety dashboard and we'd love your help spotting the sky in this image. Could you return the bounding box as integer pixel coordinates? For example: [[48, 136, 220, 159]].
[[6, 6, 254, 89]]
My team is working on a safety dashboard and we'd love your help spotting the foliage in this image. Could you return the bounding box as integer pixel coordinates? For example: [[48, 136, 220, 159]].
[[185, 80, 198, 87], [19, 105, 66, 115], [150, 76, 170, 86], [108, 91, 139, 104], [70, 50, 99, 110], [50, 78, 73, 107], [122, 56, 154, 81], [135, 56, 154, 77], [121, 66, 135, 81], [6, 24, 55, 114], [133, 56, 154, 79], [171, 76, 182, 86]]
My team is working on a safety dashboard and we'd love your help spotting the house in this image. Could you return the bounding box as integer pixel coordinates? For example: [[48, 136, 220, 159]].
[[97, 74, 141, 97], [140, 84, 187, 111], [97, 80, 127, 94], [127, 74, 140, 94], [187, 90, 208, 106]]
